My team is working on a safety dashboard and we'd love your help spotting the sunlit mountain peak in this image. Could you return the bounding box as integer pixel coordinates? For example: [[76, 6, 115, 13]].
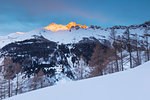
[[43, 22, 88, 31]]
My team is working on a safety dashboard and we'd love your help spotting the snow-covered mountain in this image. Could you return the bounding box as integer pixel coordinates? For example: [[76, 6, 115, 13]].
[[0, 21, 150, 48], [0, 21, 150, 100], [5, 61, 150, 100]]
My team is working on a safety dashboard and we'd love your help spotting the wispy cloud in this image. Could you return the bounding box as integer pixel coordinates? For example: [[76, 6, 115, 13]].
[[14, 0, 107, 22]]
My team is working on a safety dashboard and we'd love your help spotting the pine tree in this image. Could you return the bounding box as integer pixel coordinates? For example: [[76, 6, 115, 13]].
[[14, 63, 21, 95], [144, 28, 150, 61], [117, 35, 124, 71], [131, 33, 141, 66], [110, 28, 119, 71], [123, 28, 133, 68]]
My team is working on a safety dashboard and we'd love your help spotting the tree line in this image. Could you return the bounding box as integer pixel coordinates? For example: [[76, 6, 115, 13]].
[[90, 27, 150, 76]]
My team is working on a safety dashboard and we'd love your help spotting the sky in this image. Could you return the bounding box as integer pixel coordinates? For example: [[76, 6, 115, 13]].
[[0, 0, 150, 35]]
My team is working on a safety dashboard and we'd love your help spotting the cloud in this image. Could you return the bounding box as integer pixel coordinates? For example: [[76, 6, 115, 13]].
[[12, 0, 107, 22]]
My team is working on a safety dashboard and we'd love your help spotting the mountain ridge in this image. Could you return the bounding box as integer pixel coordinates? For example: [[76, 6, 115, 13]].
[[0, 20, 150, 49], [0, 20, 150, 100]]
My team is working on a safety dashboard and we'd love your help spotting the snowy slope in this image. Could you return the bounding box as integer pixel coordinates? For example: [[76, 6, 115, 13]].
[[5, 61, 150, 100], [0, 28, 109, 48]]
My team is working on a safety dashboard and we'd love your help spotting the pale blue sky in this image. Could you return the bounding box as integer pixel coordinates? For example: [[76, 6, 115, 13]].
[[0, 0, 150, 35]]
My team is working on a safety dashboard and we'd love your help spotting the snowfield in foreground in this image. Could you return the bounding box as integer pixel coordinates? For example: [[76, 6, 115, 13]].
[[5, 61, 150, 100]]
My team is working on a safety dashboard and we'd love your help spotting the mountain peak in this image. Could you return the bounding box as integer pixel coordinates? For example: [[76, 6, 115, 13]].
[[43, 22, 88, 31], [16, 32, 24, 34]]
